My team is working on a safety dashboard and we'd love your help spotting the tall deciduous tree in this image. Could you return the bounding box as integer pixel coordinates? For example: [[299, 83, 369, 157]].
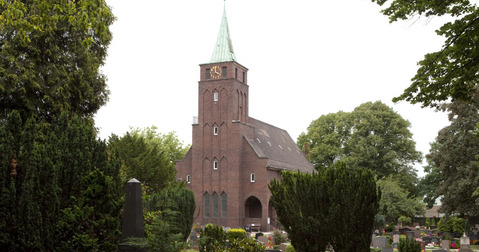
[[417, 142, 442, 208], [269, 163, 380, 252], [298, 101, 421, 195], [377, 176, 425, 221], [108, 127, 189, 193], [0, 0, 115, 120], [371, 0, 479, 108], [426, 93, 479, 215]]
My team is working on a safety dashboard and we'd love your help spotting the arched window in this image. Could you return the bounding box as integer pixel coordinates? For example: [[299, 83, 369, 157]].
[[221, 192, 227, 218], [203, 192, 210, 218], [212, 192, 219, 218]]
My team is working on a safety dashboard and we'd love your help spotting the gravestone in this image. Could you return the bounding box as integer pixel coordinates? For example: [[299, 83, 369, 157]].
[[372, 236, 387, 248], [441, 240, 449, 250], [393, 234, 400, 244], [258, 235, 269, 245], [255, 232, 264, 239], [279, 243, 288, 252], [460, 235, 473, 252], [118, 178, 145, 252], [422, 236, 432, 244]]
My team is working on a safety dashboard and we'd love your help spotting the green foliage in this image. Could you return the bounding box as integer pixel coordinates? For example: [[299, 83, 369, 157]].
[[286, 244, 296, 252], [226, 228, 247, 241], [398, 236, 421, 252], [272, 229, 287, 245], [269, 162, 380, 252], [129, 211, 187, 252], [372, 1, 479, 108], [417, 142, 442, 208], [438, 216, 466, 234], [0, 111, 122, 250], [298, 101, 421, 196], [145, 186, 195, 242], [199, 224, 227, 252], [377, 176, 425, 221], [426, 217, 430, 229], [398, 216, 412, 226], [426, 94, 479, 216], [56, 168, 122, 251], [108, 127, 189, 193], [0, 0, 115, 120], [222, 237, 265, 252]]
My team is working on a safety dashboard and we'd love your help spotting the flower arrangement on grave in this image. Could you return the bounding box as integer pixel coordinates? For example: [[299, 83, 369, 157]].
[[265, 236, 273, 248]]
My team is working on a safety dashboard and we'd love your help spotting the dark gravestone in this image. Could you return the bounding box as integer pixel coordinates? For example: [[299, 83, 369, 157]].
[[255, 232, 264, 240], [118, 178, 145, 252], [422, 237, 432, 244], [431, 237, 440, 243]]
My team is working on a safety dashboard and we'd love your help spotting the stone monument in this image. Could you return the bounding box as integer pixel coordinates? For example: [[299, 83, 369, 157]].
[[118, 178, 145, 252]]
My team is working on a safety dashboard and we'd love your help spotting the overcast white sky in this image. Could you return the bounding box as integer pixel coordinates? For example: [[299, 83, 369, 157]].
[[95, 0, 451, 177]]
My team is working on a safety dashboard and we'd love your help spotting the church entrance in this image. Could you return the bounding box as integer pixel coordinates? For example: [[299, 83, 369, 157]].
[[244, 196, 262, 218]]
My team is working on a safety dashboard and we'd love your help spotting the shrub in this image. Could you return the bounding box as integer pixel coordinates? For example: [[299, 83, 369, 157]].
[[398, 216, 411, 226], [398, 236, 421, 252], [227, 228, 247, 241], [269, 163, 380, 252], [199, 224, 226, 252], [285, 244, 296, 252], [272, 229, 287, 245], [438, 216, 466, 234], [225, 237, 265, 252]]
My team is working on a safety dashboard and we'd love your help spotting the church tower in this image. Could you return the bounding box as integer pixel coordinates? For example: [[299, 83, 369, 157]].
[[189, 5, 253, 228]]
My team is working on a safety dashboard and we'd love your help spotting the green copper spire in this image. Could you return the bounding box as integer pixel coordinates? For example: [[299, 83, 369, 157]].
[[209, 3, 236, 63]]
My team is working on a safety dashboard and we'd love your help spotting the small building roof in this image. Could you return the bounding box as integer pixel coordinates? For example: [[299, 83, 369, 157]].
[[246, 117, 315, 173], [209, 4, 237, 63]]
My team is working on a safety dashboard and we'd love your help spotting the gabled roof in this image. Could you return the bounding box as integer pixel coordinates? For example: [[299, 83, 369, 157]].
[[245, 117, 315, 173], [209, 4, 237, 63]]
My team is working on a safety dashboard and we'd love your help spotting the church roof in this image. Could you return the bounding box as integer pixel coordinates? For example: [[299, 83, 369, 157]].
[[209, 4, 237, 63], [246, 118, 315, 173]]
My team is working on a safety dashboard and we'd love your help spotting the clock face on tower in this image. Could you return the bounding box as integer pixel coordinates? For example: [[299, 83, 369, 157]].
[[210, 65, 222, 79]]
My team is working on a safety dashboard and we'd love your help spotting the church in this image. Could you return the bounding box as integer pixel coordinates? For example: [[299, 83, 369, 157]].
[[175, 6, 314, 231]]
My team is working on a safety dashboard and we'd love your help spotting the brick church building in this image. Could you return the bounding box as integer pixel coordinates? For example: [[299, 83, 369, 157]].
[[175, 6, 314, 231]]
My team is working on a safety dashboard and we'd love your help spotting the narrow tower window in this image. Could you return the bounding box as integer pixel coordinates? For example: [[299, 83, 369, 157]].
[[186, 175, 191, 184], [214, 92, 218, 102], [235, 68, 238, 79], [213, 161, 218, 170], [250, 173, 255, 182], [214, 126, 218, 135]]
